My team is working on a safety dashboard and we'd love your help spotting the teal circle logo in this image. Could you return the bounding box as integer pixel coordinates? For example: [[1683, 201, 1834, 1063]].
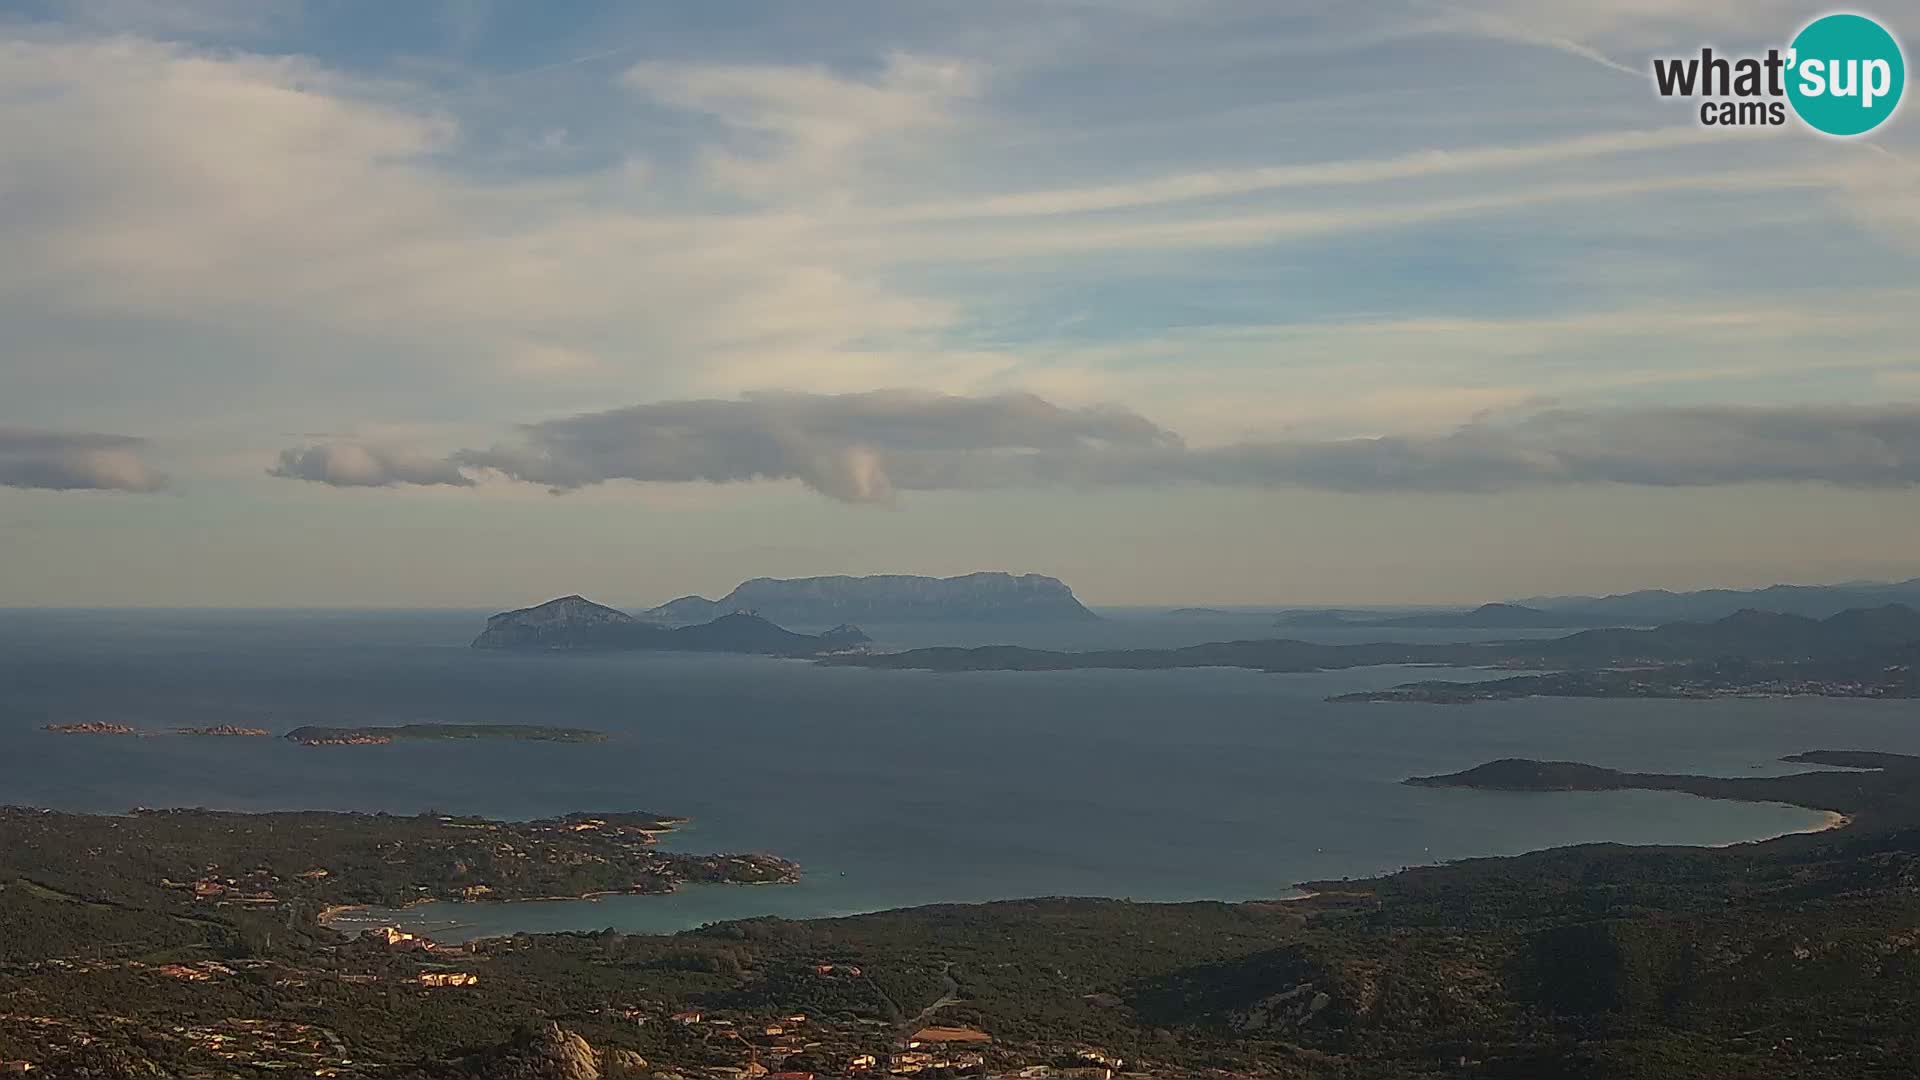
[[1787, 13, 1905, 136]]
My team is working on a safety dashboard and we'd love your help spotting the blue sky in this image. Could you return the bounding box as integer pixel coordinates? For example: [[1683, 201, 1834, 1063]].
[[2, 0, 1918, 607]]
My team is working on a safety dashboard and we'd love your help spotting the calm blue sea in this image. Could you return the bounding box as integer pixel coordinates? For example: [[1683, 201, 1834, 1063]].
[[4, 608, 1914, 939]]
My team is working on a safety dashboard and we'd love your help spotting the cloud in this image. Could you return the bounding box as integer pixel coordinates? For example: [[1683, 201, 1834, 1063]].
[[453, 390, 1181, 502], [276, 393, 1920, 502], [269, 443, 475, 488], [1161, 405, 1920, 492], [622, 52, 979, 196], [880, 127, 1735, 222], [0, 428, 165, 491]]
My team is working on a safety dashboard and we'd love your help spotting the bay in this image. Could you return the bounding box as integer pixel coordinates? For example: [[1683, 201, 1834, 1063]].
[[3, 608, 1905, 939]]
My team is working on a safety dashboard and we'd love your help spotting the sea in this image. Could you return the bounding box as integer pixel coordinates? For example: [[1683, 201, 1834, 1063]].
[[4, 607, 1916, 941]]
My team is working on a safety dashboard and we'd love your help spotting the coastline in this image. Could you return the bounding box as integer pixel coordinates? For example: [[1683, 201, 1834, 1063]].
[[328, 798, 1839, 943], [1711, 807, 1852, 848]]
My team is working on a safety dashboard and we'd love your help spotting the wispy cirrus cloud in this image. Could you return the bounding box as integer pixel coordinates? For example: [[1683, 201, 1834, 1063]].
[[0, 428, 165, 491], [621, 51, 980, 196]]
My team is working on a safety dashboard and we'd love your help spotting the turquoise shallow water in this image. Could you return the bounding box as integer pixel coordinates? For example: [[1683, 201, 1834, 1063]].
[[3, 609, 1905, 938]]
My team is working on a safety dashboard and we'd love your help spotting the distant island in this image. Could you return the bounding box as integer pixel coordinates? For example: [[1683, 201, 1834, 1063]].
[[47, 722, 276, 737], [640, 572, 1099, 625], [829, 605, 1920, 698], [1336, 652, 1920, 703], [471, 595, 872, 655], [285, 723, 608, 746]]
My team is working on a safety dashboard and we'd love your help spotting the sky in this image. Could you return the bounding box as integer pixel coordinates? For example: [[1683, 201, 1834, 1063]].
[[2, 0, 1918, 608]]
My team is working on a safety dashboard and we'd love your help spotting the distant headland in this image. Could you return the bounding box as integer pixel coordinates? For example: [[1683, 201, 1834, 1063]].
[[830, 604, 1920, 703]]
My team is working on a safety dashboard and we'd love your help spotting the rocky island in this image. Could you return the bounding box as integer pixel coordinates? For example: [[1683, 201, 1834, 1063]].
[[472, 594, 871, 655], [640, 571, 1099, 625], [43, 721, 139, 735], [175, 724, 272, 736], [285, 723, 608, 746]]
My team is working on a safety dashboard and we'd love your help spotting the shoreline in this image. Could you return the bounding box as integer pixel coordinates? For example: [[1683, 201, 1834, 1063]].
[[1711, 808, 1852, 848], [316, 873, 805, 932]]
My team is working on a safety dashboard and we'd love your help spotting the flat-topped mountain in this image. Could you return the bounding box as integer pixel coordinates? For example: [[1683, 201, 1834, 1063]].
[[472, 595, 869, 656], [640, 572, 1098, 625]]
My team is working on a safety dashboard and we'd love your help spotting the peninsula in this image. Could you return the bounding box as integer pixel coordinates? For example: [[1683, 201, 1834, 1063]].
[[1406, 749, 1920, 826], [829, 604, 1920, 694], [0, 806, 787, 914], [471, 595, 871, 655]]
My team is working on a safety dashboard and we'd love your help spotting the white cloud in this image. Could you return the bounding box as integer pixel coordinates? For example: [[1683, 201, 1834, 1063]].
[[2, 14, 1915, 497], [877, 127, 1745, 221], [0, 36, 964, 408], [621, 51, 980, 197]]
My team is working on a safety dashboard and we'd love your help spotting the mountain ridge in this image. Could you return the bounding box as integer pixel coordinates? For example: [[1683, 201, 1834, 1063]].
[[1517, 576, 1920, 621]]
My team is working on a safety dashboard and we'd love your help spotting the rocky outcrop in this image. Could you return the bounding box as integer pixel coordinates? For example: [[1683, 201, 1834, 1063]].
[[471, 595, 637, 649], [640, 572, 1098, 625], [464, 1023, 602, 1080], [602, 1049, 649, 1078]]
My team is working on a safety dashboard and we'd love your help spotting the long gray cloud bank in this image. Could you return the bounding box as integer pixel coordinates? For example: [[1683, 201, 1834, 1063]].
[[0, 428, 165, 491], [269, 392, 1920, 501]]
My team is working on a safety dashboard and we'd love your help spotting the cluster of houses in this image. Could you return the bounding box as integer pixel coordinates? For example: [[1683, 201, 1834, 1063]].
[[161, 866, 300, 907], [154, 960, 236, 982], [362, 924, 472, 954], [658, 1006, 1131, 1080]]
